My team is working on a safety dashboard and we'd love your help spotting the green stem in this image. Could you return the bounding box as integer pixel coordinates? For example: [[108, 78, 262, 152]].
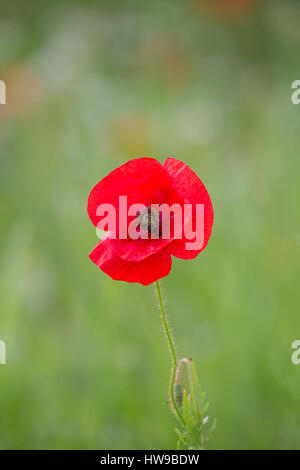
[[155, 281, 185, 426]]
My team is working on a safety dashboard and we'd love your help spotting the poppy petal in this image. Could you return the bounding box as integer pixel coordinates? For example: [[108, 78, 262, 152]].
[[163, 158, 214, 259], [116, 237, 173, 262], [87, 158, 171, 229], [89, 237, 172, 286]]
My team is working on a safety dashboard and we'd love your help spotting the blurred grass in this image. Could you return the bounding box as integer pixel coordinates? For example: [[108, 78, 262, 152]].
[[0, 0, 300, 449]]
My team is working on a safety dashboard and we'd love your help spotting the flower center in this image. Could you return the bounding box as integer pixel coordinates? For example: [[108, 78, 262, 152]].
[[136, 206, 161, 237]]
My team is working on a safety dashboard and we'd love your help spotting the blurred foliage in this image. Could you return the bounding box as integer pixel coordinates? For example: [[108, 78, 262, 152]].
[[0, 0, 300, 449]]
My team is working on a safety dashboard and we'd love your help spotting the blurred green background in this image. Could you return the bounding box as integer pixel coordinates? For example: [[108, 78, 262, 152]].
[[0, 0, 300, 450]]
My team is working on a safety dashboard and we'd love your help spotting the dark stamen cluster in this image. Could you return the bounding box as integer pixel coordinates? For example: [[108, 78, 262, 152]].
[[136, 206, 162, 237]]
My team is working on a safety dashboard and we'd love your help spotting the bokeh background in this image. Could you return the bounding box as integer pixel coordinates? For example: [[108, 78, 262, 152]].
[[0, 0, 300, 450]]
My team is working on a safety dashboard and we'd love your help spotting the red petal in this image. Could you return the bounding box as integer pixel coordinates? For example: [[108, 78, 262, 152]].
[[164, 158, 214, 259], [89, 237, 172, 286], [115, 237, 173, 262], [87, 158, 171, 229]]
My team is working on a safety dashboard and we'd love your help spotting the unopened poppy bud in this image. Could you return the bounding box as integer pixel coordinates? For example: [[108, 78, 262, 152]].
[[173, 357, 190, 408], [174, 382, 183, 408]]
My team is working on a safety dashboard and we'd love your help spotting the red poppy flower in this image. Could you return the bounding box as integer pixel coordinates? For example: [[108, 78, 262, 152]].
[[87, 157, 214, 285]]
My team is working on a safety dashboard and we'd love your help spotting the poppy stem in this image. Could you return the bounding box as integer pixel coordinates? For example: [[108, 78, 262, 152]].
[[155, 281, 185, 426]]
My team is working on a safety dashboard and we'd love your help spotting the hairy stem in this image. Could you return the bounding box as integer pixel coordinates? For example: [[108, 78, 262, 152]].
[[155, 280, 185, 426]]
